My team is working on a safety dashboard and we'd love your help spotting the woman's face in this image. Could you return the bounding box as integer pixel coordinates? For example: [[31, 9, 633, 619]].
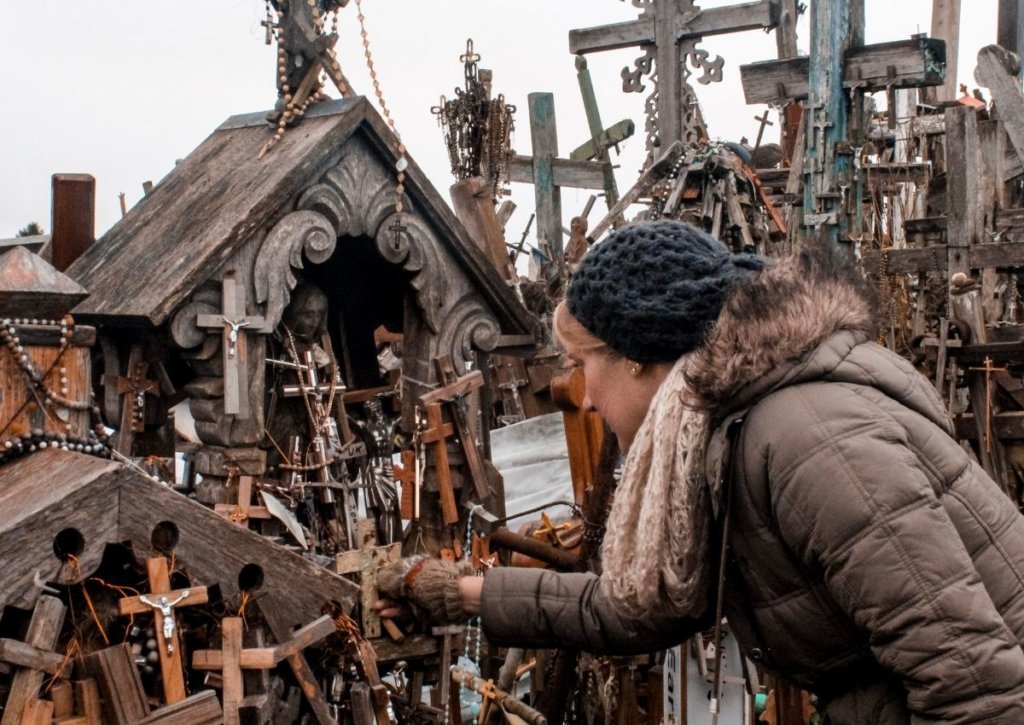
[[564, 345, 670, 450]]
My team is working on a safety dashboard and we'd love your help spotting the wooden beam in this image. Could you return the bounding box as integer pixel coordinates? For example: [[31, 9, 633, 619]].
[[507, 156, 606, 190], [740, 37, 947, 105], [50, 174, 95, 273], [862, 241, 1024, 274], [999, 0, 1024, 57], [928, 0, 962, 102]]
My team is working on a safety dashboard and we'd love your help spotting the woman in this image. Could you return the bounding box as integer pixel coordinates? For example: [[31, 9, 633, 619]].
[[380, 221, 1024, 723]]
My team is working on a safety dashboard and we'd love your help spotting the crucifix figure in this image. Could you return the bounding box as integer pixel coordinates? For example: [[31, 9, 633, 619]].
[[197, 270, 266, 419], [119, 557, 209, 704], [570, 0, 779, 164], [113, 343, 161, 455]]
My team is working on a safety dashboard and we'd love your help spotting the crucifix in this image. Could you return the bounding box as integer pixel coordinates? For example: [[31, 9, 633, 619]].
[[969, 356, 1009, 455], [192, 614, 336, 725], [197, 270, 266, 419], [335, 519, 403, 640], [393, 448, 417, 520], [507, 92, 613, 261], [118, 557, 209, 704], [113, 343, 160, 455], [0, 595, 66, 725], [570, 0, 780, 161]]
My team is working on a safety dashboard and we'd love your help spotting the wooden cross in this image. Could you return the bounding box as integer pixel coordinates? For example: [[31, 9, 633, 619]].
[[570, 0, 779, 153], [570, 55, 635, 215], [507, 92, 611, 261], [0, 595, 66, 725], [393, 449, 417, 520], [753, 109, 775, 150], [335, 519, 403, 640], [113, 343, 160, 455], [415, 402, 458, 525], [970, 356, 1009, 454], [214, 474, 272, 526], [118, 557, 209, 704], [197, 270, 266, 419], [192, 615, 336, 725]]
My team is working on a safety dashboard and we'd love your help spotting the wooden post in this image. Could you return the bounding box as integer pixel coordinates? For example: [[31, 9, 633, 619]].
[[394, 449, 416, 520], [528, 92, 564, 261], [805, 0, 864, 248], [79, 644, 151, 724], [118, 557, 209, 704], [999, 0, 1024, 57], [945, 106, 982, 301], [0, 595, 66, 725], [335, 519, 403, 639], [450, 178, 514, 278], [550, 368, 605, 505], [925, 0, 962, 103], [50, 174, 95, 272], [196, 270, 266, 419]]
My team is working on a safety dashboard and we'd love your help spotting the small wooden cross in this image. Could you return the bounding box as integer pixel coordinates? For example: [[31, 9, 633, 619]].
[[192, 615, 336, 725], [393, 449, 417, 520], [969, 356, 1009, 453], [118, 557, 209, 705], [0, 595, 66, 725], [112, 343, 161, 455], [336, 520, 403, 640], [197, 270, 266, 419], [260, 16, 277, 45], [214, 474, 272, 526], [753, 109, 775, 150]]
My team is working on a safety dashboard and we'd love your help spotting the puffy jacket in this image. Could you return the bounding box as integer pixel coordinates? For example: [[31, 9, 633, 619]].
[[482, 251, 1024, 723]]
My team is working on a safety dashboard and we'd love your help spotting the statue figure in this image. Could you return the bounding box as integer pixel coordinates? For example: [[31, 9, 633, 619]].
[[356, 398, 403, 545]]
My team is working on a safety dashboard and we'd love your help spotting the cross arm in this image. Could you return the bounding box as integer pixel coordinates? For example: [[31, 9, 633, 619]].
[[418, 370, 485, 405], [192, 647, 277, 670], [508, 155, 608, 190], [0, 638, 65, 675], [272, 615, 337, 661], [119, 588, 209, 616]]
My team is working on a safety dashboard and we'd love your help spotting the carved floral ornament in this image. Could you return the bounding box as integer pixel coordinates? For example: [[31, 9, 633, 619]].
[[171, 143, 501, 365]]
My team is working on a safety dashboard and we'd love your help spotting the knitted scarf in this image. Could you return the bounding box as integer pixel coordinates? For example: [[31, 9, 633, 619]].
[[599, 354, 712, 620]]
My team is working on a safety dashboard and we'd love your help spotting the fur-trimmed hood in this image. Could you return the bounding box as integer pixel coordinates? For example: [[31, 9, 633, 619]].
[[687, 248, 882, 417]]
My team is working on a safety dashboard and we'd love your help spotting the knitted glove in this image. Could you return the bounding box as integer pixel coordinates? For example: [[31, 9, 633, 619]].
[[377, 556, 471, 625]]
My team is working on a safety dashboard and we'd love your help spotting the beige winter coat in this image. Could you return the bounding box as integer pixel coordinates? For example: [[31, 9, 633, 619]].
[[482, 252, 1024, 723]]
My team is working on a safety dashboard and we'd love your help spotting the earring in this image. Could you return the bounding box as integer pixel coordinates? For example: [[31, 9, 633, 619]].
[[628, 361, 643, 377]]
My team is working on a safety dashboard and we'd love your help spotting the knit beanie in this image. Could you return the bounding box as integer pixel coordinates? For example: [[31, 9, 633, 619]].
[[566, 220, 767, 363]]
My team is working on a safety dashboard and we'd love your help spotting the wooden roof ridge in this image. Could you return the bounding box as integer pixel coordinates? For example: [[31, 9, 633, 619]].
[[0, 244, 88, 317], [65, 97, 534, 336]]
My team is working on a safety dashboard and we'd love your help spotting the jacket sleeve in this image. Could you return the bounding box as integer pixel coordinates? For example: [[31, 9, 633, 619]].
[[479, 568, 709, 655], [760, 386, 1024, 724]]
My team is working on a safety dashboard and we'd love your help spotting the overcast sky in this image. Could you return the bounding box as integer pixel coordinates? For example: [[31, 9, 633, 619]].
[[0, 1, 1002, 246]]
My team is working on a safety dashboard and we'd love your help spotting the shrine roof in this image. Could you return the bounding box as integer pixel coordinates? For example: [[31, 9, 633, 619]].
[[67, 97, 534, 336]]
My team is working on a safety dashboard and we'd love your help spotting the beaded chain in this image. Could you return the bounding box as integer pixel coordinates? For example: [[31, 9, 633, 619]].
[[0, 316, 109, 462], [462, 503, 485, 719]]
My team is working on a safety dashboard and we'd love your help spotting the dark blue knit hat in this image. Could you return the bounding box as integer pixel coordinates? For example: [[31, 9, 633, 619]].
[[566, 220, 766, 363]]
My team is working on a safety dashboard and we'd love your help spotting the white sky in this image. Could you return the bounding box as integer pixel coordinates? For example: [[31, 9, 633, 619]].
[[0, 1, 1002, 246]]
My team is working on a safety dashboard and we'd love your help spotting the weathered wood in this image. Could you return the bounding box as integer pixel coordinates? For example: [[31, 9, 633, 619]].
[[0, 246, 89, 318], [259, 606, 336, 725], [0, 638, 64, 675], [926, 0, 961, 103], [975, 45, 1024, 171], [50, 680, 73, 718], [740, 37, 947, 105], [79, 644, 150, 725], [1, 595, 66, 725], [73, 679, 102, 725], [133, 691, 223, 725], [569, 0, 779, 54], [214, 475, 272, 525], [335, 520, 402, 639], [945, 106, 984, 296], [50, 174, 95, 273], [588, 142, 684, 241], [67, 99, 533, 343], [999, 0, 1024, 57], [18, 698, 53, 725], [527, 93, 563, 259], [450, 178, 513, 277]]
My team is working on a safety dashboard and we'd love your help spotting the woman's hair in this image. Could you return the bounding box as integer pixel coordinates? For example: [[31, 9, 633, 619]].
[[553, 299, 607, 354]]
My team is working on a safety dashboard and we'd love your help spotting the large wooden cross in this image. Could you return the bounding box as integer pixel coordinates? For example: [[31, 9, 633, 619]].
[[192, 615, 336, 725], [570, 0, 779, 155], [118, 557, 209, 704], [508, 92, 611, 261], [335, 519, 403, 640], [0, 595, 66, 725], [197, 270, 266, 419], [113, 343, 160, 455]]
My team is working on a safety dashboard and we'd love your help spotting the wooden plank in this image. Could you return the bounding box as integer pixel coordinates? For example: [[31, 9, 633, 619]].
[[73, 679, 102, 725], [569, 0, 778, 54], [1, 596, 66, 725], [945, 105, 982, 296], [222, 618, 243, 725], [740, 37, 947, 105], [862, 241, 1024, 274], [50, 680, 73, 718], [50, 173, 95, 273], [507, 156, 606, 190], [999, 0, 1024, 57], [134, 691, 223, 725], [927, 0, 962, 103], [527, 93, 564, 259], [259, 606, 335, 725], [18, 698, 53, 725], [450, 178, 513, 277], [80, 644, 151, 725], [0, 638, 65, 674]]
